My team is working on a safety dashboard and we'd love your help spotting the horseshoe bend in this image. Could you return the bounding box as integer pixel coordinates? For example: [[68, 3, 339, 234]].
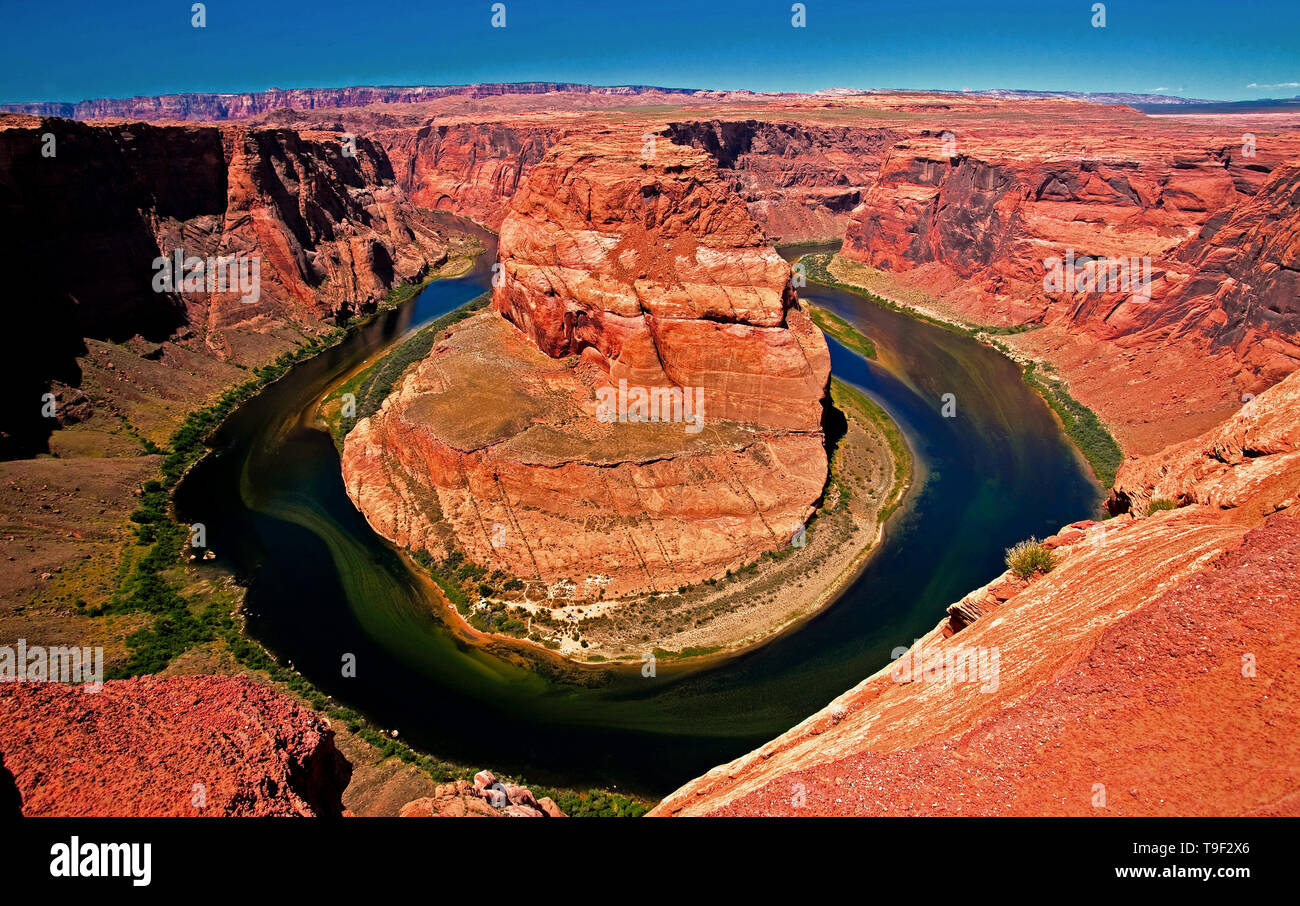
[[336, 129, 903, 658]]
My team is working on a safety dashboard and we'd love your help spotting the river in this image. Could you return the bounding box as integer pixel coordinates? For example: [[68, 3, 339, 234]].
[[175, 235, 1101, 797]]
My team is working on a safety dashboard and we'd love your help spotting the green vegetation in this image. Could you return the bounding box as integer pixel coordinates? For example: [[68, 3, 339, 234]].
[[410, 547, 531, 638], [650, 644, 724, 661], [530, 787, 648, 818], [798, 251, 1123, 489], [1144, 497, 1178, 516], [116, 415, 164, 455], [88, 284, 646, 815], [1005, 537, 1057, 579], [1018, 361, 1124, 487], [807, 303, 876, 359], [91, 330, 351, 674], [322, 293, 490, 448], [830, 378, 911, 522]]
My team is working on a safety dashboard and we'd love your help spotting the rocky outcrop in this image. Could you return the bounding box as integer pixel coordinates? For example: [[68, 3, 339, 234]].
[[398, 770, 565, 817], [343, 129, 831, 596], [667, 120, 895, 242], [0, 675, 352, 816], [493, 129, 830, 430], [1107, 360, 1300, 516], [0, 115, 458, 457], [653, 370, 1300, 816], [379, 121, 559, 228]]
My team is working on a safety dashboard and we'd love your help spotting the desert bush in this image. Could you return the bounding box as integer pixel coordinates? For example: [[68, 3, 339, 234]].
[[1005, 537, 1056, 579], [1144, 497, 1178, 516]]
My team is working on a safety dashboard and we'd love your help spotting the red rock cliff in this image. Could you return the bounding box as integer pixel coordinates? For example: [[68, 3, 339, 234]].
[[653, 370, 1300, 816], [342, 129, 831, 596], [0, 675, 352, 817], [0, 115, 459, 456], [379, 121, 560, 228], [836, 106, 1300, 452]]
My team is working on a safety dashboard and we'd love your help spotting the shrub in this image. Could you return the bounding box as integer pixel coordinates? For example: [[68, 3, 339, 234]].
[[1005, 537, 1056, 579], [1144, 497, 1177, 516]]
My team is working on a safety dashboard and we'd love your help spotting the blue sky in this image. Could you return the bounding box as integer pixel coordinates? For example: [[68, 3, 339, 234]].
[[2, 0, 1297, 103]]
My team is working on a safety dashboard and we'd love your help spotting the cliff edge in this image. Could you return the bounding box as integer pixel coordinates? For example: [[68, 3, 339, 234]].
[[652, 370, 1300, 816]]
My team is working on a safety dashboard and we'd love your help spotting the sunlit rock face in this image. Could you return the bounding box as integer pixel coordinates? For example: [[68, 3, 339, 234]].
[[343, 129, 831, 596], [652, 371, 1300, 817], [0, 675, 352, 817]]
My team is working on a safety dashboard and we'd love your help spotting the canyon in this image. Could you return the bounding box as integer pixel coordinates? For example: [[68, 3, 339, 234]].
[[237, 89, 1300, 456], [3, 84, 1299, 816], [0, 113, 479, 459]]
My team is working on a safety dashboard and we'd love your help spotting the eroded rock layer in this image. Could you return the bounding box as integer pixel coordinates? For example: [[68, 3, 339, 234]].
[[343, 130, 831, 595], [833, 105, 1300, 452], [666, 119, 895, 242], [1, 114, 464, 457], [0, 675, 352, 817], [652, 370, 1300, 816], [492, 129, 830, 431]]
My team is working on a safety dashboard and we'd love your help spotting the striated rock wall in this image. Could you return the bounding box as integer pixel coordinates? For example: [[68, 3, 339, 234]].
[[0, 675, 352, 817], [842, 138, 1274, 322], [343, 130, 831, 596], [0, 114, 456, 456], [834, 114, 1300, 453], [653, 370, 1300, 816], [378, 121, 560, 228], [665, 120, 894, 243], [492, 129, 830, 431]]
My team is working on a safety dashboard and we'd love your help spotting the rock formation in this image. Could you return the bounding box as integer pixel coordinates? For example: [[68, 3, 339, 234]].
[[652, 370, 1300, 816], [492, 129, 830, 431], [833, 103, 1300, 452], [342, 129, 831, 595], [666, 120, 895, 243], [398, 770, 565, 817], [0, 114, 461, 457], [378, 121, 560, 228], [0, 675, 352, 816]]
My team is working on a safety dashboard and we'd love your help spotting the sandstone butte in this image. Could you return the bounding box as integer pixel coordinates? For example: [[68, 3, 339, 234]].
[[341, 129, 832, 596], [651, 369, 1300, 817], [0, 675, 352, 817]]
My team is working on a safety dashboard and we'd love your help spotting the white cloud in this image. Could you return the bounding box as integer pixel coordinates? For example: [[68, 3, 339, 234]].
[[1247, 81, 1300, 89]]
